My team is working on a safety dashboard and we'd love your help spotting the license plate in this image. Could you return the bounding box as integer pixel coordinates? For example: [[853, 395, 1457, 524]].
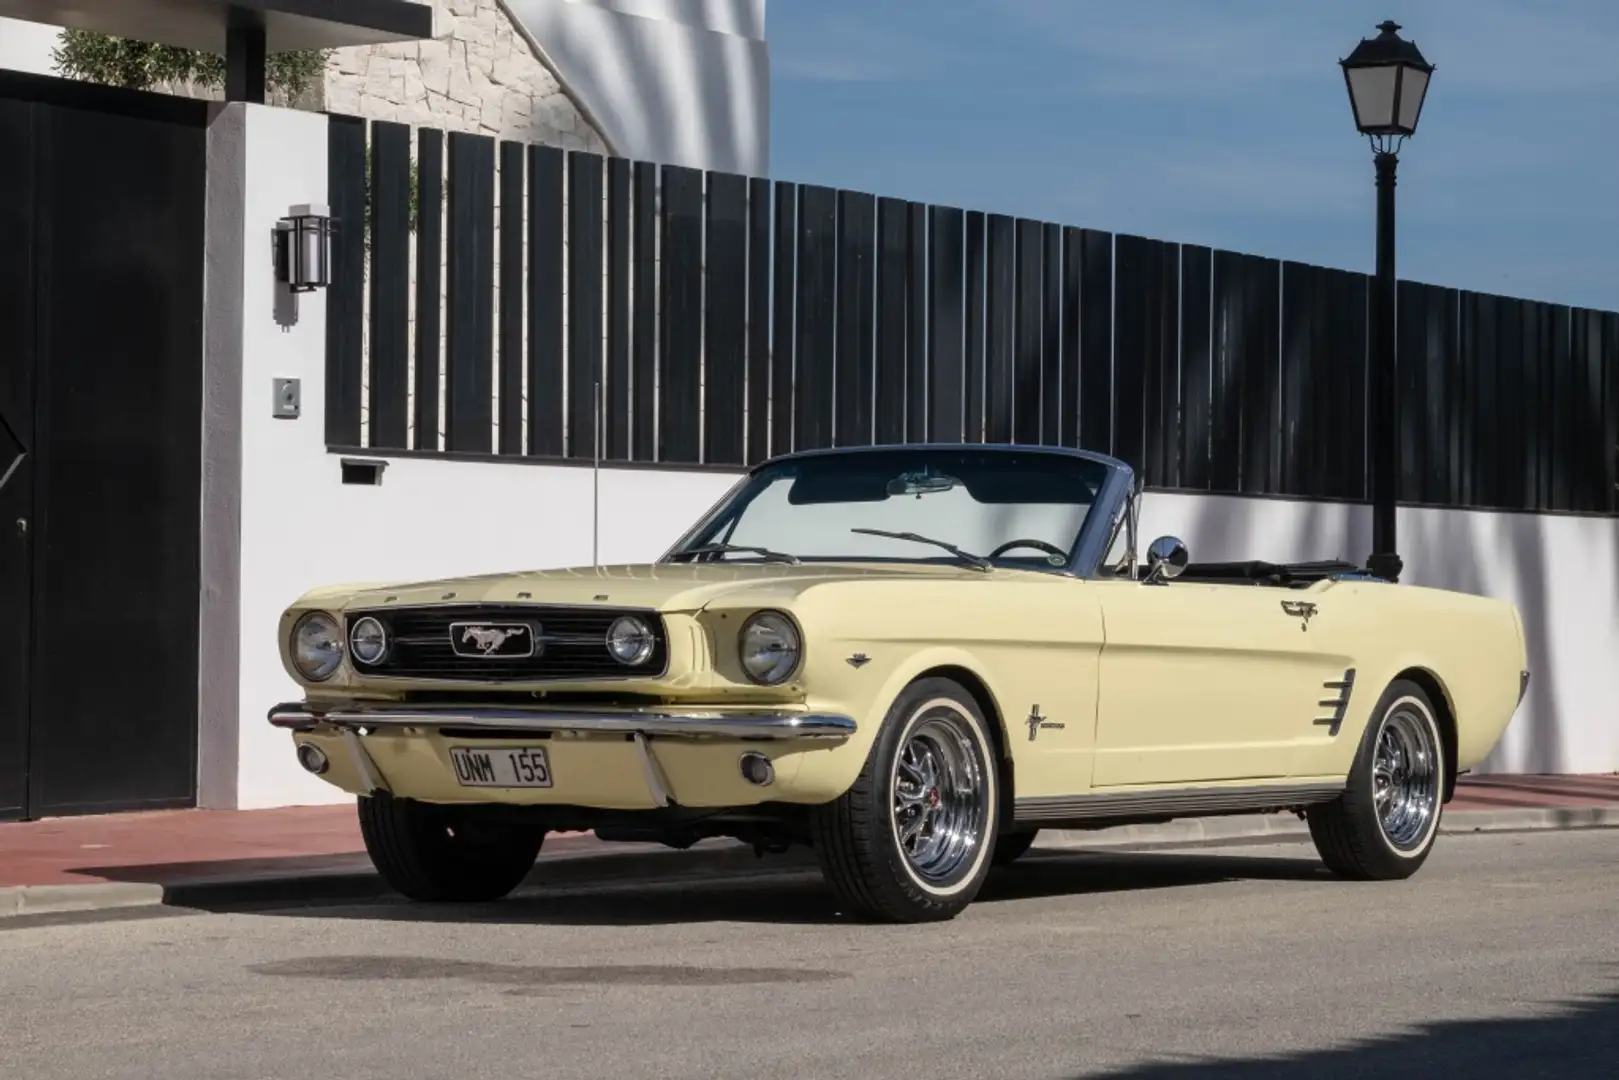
[[449, 746, 553, 788]]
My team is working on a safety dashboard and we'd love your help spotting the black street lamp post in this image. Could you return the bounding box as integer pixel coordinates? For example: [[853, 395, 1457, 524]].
[[1340, 20, 1433, 584]]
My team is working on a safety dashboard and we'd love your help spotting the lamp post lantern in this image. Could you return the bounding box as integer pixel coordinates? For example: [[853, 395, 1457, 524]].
[[1341, 19, 1433, 584]]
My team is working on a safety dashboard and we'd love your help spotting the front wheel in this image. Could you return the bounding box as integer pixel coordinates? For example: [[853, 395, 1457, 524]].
[[358, 792, 545, 902], [812, 677, 1000, 923], [1307, 678, 1446, 880]]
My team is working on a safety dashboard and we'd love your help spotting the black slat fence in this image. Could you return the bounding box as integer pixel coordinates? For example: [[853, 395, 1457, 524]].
[[327, 114, 1619, 516]]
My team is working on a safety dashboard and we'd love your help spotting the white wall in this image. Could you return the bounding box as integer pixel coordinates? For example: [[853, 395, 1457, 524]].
[[1137, 491, 1619, 777], [200, 103, 330, 810], [0, 16, 58, 75], [506, 0, 770, 174]]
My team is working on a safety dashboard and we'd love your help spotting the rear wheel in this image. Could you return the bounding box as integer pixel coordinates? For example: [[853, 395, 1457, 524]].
[[1307, 678, 1445, 880], [358, 792, 545, 902], [812, 677, 1000, 923]]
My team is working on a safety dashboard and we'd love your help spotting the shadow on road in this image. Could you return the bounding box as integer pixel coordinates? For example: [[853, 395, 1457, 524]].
[[246, 848, 1332, 927], [1080, 981, 1619, 1080]]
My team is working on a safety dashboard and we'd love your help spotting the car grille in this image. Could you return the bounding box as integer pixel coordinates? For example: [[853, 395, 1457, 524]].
[[344, 604, 669, 682]]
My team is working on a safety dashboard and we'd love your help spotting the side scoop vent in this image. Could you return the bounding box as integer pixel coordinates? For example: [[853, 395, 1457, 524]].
[[1315, 668, 1356, 737]]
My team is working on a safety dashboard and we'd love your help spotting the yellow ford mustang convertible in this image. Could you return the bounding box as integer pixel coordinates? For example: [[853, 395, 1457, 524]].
[[270, 444, 1529, 922]]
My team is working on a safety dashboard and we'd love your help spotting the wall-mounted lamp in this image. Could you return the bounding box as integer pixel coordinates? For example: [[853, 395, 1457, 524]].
[[273, 204, 335, 292]]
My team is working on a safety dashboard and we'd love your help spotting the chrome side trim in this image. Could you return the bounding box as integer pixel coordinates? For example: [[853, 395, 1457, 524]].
[[341, 728, 390, 795], [1013, 782, 1345, 825], [268, 703, 857, 740]]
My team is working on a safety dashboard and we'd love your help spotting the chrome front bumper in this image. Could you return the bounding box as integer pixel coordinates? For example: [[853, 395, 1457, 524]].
[[266, 702, 859, 740]]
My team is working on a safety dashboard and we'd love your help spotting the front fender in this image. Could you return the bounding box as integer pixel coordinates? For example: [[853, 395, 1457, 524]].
[[790, 644, 1008, 803]]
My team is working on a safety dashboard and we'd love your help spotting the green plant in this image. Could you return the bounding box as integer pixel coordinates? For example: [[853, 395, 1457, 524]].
[[52, 29, 330, 99]]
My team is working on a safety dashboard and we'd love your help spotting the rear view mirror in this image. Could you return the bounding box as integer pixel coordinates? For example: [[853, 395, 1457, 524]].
[[886, 471, 957, 497]]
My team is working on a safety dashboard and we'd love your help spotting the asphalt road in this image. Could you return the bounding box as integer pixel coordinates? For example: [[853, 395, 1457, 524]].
[[2, 829, 1617, 1080]]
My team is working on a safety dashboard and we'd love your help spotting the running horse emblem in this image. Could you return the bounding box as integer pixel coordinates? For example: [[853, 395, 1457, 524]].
[[459, 625, 529, 655]]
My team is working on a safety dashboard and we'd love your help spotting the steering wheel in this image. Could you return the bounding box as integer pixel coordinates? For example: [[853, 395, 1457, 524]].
[[986, 538, 1069, 563]]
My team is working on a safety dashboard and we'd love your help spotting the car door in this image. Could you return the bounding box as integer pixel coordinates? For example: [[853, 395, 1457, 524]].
[[960, 574, 1106, 801], [1089, 579, 1355, 788]]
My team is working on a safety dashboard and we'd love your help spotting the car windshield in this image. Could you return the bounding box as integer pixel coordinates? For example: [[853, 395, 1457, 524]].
[[669, 448, 1114, 570]]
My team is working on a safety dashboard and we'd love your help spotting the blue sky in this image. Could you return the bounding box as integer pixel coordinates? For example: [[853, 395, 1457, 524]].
[[767, 0, 1619, 313]]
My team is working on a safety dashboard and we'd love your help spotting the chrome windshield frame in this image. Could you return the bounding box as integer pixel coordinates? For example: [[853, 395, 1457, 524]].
[[658, 443, 1138, 580]]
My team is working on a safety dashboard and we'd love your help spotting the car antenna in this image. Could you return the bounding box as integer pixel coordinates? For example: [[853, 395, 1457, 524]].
[[592, 379, 602, 568]]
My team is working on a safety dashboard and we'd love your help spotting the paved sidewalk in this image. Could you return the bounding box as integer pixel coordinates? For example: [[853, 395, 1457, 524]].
[[1, 805, 369, 889], [2, 774, 1614, 918], [1447, 773, 1619, 809], [1033, 773, 1619, 851]]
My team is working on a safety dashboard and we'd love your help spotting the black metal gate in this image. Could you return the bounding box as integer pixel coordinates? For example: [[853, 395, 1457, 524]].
[[0, 72, 207, 821], [0, 93, 29, 821]]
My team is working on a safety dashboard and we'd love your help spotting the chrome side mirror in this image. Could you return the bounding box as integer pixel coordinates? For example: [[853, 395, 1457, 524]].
[[1144, 536, 1189, 584]]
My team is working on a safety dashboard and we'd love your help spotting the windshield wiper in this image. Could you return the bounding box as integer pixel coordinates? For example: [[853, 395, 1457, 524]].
[[850, 528, 991, 572], [680, 543, 801, 565]]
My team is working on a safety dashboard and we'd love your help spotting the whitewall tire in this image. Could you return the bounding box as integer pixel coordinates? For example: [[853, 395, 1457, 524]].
[[812, 677, 1000, 922], [1307, 678, 1446, 880]]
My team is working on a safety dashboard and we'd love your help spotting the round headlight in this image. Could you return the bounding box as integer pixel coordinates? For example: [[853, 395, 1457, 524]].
[[291, 611, 344, 681], [606, 615, 656, 666], [349, 616, 389, 665], [738, 611, 801, 685]]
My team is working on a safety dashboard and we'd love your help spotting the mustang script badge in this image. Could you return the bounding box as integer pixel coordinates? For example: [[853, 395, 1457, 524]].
[[450, 622, 536, 658]]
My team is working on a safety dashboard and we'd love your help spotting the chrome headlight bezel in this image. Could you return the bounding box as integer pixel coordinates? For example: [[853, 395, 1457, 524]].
[[348, 615, 389, 666], [290, 610, 345, 682], [737, 609, 803, 686], [605, 614, 657, 667]]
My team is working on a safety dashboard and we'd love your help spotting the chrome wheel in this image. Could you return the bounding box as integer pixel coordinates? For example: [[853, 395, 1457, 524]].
[[1373, 702, 1440, 851], [890, 706, 988, 885], [814, 677, 998, 921]]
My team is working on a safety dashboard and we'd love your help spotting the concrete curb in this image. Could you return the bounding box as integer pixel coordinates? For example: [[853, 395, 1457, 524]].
[[1033, 805, 1619, 852], [1435, 806, 1619, 833], [0, 839, 807, 921], [3, 806, 1613, 921], [160, 839, 814, 911], [1, 881, 168, 919]]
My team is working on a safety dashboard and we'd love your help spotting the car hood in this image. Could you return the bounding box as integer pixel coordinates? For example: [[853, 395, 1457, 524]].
[[301, 561, 1004, 615]]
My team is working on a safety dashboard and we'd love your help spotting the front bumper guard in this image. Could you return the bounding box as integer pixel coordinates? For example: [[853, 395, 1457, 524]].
[[267, 702, 858, 807]]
